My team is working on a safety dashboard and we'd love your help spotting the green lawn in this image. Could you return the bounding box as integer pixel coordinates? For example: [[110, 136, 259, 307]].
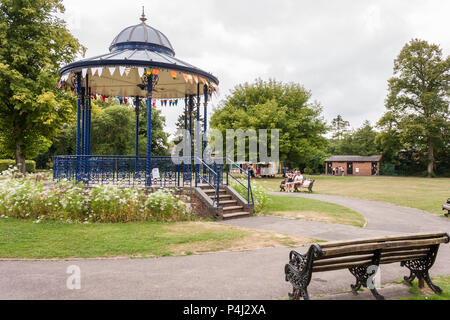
[[265, 194, 366, 227], [257, 176, 450, 215], [398, 276, 450, 300], [0, 218, 311, 259]]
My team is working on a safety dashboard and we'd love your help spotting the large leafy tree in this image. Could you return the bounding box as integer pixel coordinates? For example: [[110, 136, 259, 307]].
[[380, 39, 449, 177], [0, 0, 82, 173], [210, 79, 328, 171], [331, 120, 379, 156], [331, 115, 350, 141]]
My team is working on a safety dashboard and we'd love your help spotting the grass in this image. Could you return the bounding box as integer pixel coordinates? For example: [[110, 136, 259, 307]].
[[264, 194, 365, 227], [0, 218, 312, 259], [398, 276, 450, 300], [257, 176, 450, 215]]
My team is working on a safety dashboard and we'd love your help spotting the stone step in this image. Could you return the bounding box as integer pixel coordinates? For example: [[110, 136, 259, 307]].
[[219, 200, 238, 205], [223, 212, 252, 220], [222, 206, 244, 212], [203, 189, 227, 194], [210, 195, 232, 200]]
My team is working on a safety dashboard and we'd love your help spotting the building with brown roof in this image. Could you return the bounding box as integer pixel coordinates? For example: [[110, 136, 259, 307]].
[[325, 155, 382, 176]]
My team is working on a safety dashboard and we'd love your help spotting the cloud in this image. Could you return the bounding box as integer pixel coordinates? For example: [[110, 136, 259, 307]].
[[62, 0, 450, 136]]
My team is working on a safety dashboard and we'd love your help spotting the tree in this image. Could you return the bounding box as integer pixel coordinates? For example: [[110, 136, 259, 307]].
[[338, 121, 379, 155], [331, 115, 350, 141], [381, 39, 450, 177], [0, 0, 83, 173], [210, 79, 328, 171]]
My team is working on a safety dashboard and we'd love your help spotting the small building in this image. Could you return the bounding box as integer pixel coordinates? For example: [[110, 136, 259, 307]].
[[325, 155, 382, 176]]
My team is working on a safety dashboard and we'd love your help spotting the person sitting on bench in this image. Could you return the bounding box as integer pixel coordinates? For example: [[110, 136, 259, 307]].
[[285, 173, 295, 192], [293, 171, 304, 191]]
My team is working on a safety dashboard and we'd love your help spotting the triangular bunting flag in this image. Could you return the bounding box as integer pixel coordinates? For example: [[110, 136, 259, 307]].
[[91, 68, 97, 76], [138, 67, 144, 78], [124, 67, 131, 76], [193, 75, 198, 84], [82, 68, 87, 78], [97, 68, 103, 77], [109, 67, 116, 76], [119, 66, 126, 77]]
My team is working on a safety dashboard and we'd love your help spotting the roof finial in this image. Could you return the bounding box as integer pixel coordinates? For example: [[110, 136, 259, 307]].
[[140, 6, 147, 23]]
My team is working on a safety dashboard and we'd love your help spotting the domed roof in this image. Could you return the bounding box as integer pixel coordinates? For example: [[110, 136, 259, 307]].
[[109, 12, 175, 56]]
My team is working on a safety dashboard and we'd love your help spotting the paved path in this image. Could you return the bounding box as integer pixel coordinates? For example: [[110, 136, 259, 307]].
[[1, 193, 449, 300]]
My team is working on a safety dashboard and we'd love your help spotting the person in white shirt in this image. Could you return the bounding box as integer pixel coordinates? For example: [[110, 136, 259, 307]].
[[293, 171, 304, 191]]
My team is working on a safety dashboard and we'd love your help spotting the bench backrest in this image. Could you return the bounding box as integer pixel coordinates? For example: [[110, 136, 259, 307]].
[[311, 233, 449, 273]]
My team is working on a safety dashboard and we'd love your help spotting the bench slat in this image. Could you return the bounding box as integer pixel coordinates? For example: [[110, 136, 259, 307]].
[[381, 248, 429, 258], [312, 260, 373, 273], [319, 233, 448, 249], [380, 254, 428, 265], [313, 254, 374, 267], [321, 237, 448, 257]]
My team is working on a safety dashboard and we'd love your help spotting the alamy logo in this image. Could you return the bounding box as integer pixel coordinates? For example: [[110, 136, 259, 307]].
[[366, 265, 381, 289], [66, 265, 81, 290], [171, 128, 280, 164]]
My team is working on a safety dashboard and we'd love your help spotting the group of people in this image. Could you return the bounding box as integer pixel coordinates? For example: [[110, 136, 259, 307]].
[[332, 166, 345, 176], [284, 171, 304, 192]]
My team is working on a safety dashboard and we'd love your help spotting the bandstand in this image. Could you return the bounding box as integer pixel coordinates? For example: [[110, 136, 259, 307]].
[[54, 9, 253, 210]]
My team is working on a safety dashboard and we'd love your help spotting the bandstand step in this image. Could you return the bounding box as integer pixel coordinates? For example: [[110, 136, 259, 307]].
[[222, 206, 244, 212], [219, 200, 238, 205], [223, 212, 252, 220]]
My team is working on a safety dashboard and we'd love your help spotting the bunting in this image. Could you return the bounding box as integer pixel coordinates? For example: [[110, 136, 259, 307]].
[[138, 67, 145, 78]]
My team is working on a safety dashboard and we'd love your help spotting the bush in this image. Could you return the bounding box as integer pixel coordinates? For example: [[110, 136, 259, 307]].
[[0, 175, 192, 223], [0, 159, 36, 173], [230, 179, 270, 214]]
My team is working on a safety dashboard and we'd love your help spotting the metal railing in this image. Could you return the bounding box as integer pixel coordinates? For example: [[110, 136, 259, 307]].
[[53, 155, 192, 187], [195, 157, 221, 208], [225, 157, 254, 206]]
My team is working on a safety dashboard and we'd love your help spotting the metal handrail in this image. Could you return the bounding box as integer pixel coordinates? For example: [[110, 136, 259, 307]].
[[195, 157, 220, 208], [225, 157, 254, 206]]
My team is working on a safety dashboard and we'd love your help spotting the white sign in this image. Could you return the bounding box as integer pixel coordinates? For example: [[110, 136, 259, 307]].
[[152, 168, 160, 179], [355, 168, 360, 173]]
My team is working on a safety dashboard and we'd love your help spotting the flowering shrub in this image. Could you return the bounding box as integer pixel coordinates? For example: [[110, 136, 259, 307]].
[[0, 171, 192, 223], [230, 179, 270, 213]]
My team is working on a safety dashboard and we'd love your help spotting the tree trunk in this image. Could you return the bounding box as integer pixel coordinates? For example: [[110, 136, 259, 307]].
[[427, 137, 434, 178], [15, 140, 26, 175], [13, 123, 26, 175]]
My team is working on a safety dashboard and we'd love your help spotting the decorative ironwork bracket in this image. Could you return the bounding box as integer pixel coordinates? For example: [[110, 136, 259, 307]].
[[401, 245, 443, 294], [285, 245, 323, 300], [348, 249, 384, 300]]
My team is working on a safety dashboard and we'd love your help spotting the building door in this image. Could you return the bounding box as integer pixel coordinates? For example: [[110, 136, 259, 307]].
[[327, 162, 332, 175], [372, 162, 378, 175], [347, 162, 353, 175]]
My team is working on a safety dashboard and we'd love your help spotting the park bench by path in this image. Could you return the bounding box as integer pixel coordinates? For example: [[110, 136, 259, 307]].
[[443, 198, 450, 217], [285, 232, 449, 300], [280, 179, 315, 193]]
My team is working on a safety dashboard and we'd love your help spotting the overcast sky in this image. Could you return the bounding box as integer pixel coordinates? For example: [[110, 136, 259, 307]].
[[62, 0, 450, 138]]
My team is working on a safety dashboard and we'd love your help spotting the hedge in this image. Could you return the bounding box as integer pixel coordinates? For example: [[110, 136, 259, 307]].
[[0, 159, 36, 173]]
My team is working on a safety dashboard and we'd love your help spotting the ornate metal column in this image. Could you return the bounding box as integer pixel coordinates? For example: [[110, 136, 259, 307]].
[[195, 83, 201, 187], [203, 84, 208, 176], [83, 75, 89, 182], [145, 75, 153, 186], [203, 84, 208, 158], [75, 72, 82, 181], [134, 96, 140, 157], [87, 87, 92, 155]]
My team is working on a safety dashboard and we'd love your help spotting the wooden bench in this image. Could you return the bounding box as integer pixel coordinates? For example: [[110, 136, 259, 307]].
[[280, 179, 315, 193], [285, 232, 449, 300], [443, 198, 450, 217], [294, 179, 315, 193]]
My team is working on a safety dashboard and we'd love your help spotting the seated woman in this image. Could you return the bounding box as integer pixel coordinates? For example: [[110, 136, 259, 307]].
[[285, 173, 294, 192]]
